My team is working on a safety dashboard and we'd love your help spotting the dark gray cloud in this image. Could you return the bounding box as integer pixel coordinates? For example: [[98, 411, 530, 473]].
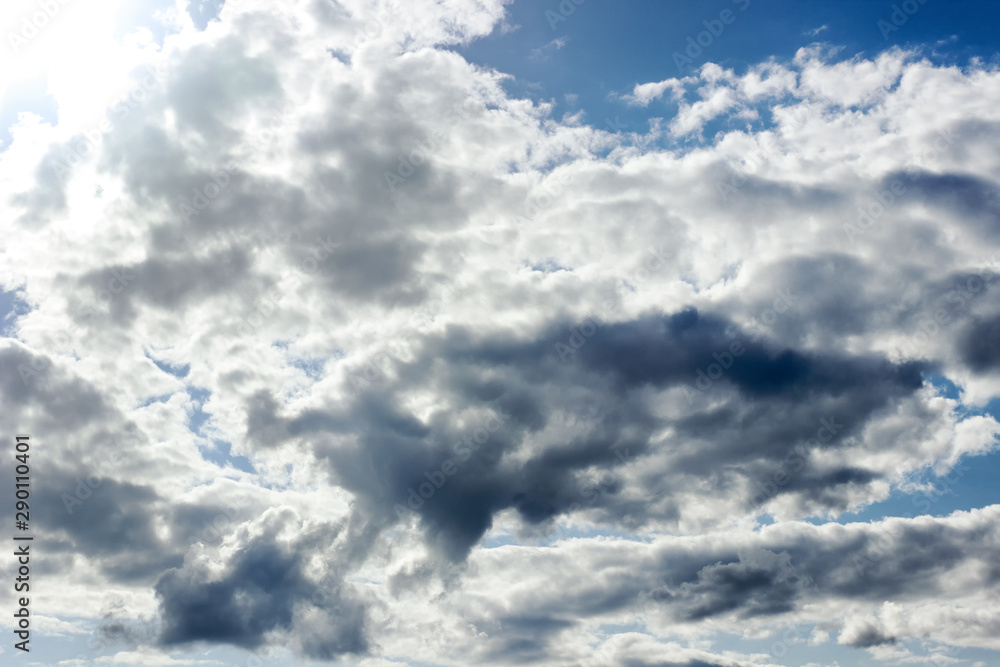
[[71, 249, 257, 327], [445, 508, 1000, 661], [960, 313, 1000, 372], [38, 471, 183, 582], [893, 170, 1000, 239], [840, 622, 897, 648], [0, 343, 185, 582], [155, 518, 368, 659], [667, 554, 808, 621], [231, 307, 930, 566], [481, 616, 576, 663], [0, 342, 110, 430]]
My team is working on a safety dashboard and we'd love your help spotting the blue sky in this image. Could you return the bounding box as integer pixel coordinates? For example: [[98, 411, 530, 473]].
[[460, 0, 1000, 141]]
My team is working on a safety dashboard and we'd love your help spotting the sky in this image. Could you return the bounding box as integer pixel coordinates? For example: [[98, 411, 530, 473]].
[[1, 1, 1000, 666]]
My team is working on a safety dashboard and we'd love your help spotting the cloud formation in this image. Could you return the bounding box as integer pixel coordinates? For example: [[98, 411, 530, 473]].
[[2, 0, 1000, 665]]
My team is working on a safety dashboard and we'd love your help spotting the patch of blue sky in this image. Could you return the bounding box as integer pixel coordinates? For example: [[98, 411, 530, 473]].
[[198, 439, 255, 474], [183, 386, 255, 473], [457, 0, 1000, 143], [291, 356, 326, 380], [145, 352, 190, 379], [0, 76, 59, 154], [0, 287, 30, 337], [827, 373, 1000, 524], [138, 393, 174, 408], [482, 523, 653, 549], [529, 258, 571, 273]]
